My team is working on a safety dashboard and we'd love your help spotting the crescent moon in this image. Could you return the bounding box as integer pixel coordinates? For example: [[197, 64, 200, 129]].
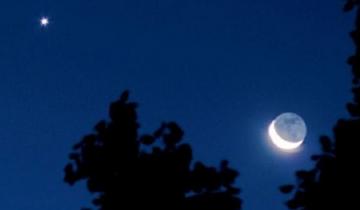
[[268, 120, 303, 150]]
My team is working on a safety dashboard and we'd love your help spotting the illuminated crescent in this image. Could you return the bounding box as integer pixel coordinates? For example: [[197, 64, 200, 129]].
[[268, 120, 303, 150]]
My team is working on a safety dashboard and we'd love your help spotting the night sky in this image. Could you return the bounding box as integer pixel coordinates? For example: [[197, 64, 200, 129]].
[[0, 0, 352, 209]]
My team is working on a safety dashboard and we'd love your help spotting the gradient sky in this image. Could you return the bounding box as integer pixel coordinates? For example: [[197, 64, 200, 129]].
[[0, 0, 352, 209]]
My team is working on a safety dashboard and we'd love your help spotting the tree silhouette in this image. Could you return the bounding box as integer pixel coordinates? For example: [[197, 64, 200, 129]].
[[64, 91, 242, 210], [280, 1, 360, 209]]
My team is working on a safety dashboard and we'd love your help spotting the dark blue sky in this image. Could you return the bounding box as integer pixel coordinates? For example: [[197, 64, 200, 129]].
[[0, 0, 352, 209]]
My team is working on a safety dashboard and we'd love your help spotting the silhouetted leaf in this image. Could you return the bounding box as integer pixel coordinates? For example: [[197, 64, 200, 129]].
[[344, 0, 356, 11], [119, 90, 129, 102], [163, 122, 184, 146], [279, 185, 294, 194], [94, 120, 107, 133], [311, 155, 321, 161], [140, 135, 155, 145], [320, 136, 332, 153]]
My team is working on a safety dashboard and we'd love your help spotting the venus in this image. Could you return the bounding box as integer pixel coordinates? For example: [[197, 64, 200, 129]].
[[268, 112, 307, 151], [40, 17, 49, 27]]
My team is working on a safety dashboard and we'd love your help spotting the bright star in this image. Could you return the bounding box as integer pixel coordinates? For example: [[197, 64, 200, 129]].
[[40, 17, 49, 27]]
